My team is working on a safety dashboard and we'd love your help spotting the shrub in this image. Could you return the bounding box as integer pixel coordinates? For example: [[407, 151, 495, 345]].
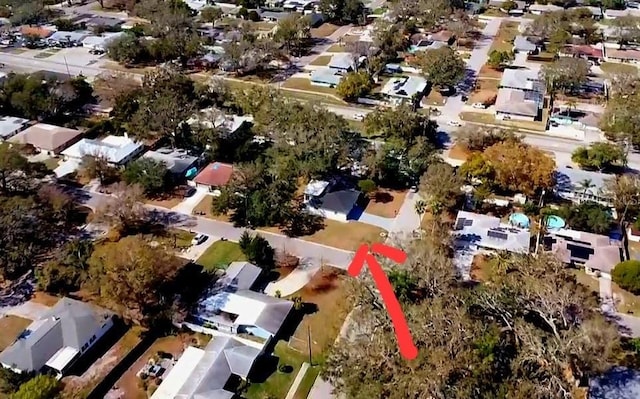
[[358, 179, 377, 196], [612, 260, 640, 294]]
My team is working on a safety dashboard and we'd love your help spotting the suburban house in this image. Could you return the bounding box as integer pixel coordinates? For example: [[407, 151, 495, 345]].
[[544, 228, 623, 278], [81, 32, 126, 52], [513, 35, 538, 54], [150, 336, 260, 399], [528, 3, 563, 14], [78, 16, 125, 29], [0, 116, 29, 141], [188, 262, 293, 340], [554, 166, 613, 206], [452, 210, 531, 279], [303, 180, 361, 222], [603, 48, 640, 65], [310, 68, 344, 87], [429, 30, 455, 45], [186, 108, 253, 137], [0, 297, 114, 376], [328, 53, 355, 72], [560, 45, 604, 63], [142, 148, 198, 178], [46, 31, 89, 46], [260, 10, 290, 22], [604, 8, 640, 19], [9, 123, 84, 156], [190, 161, 234, 193], [56, 134, 145, 178], [380, 75, 428, 105], [494, 69, 545, 121]]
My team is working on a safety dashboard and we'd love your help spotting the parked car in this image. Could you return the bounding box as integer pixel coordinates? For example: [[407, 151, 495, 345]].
[[472, 103, 486, 109], [448, 120, 462, 127], [354, 113, 366, 121], [191, 234, 208, 245]]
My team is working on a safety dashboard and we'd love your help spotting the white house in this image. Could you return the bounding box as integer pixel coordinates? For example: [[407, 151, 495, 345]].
[[303, 180, 361, 222], [0, 116, 29, 141], [0, 298, 114, 377], [81, 32, 126, 52], [380, 75, 428, 105]]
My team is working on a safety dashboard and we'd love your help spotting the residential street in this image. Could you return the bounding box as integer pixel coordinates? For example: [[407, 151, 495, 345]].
[[440, 17, 502, 122]]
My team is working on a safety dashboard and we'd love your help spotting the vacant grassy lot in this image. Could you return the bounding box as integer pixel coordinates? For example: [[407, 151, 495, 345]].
[[0, 315, 31, 351], [469, 79, 499, 105], [300, 220, 385, 251], [309, 55, 332, 66], [365, 189, 407, 218], [196, 240, 246, 271], [310, 23, 339, 38], [600, 62, 639, 75], [489, 21, 519, 53]]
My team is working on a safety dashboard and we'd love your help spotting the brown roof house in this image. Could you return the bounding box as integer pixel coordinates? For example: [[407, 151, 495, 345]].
[[9, 123, 84, 156], [190, 162, 234, 194], [544, 228, 623, 278]]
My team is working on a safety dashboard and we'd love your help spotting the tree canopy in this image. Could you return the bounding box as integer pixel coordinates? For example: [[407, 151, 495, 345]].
[[613, 260, 640, 295], [413, 47, 466, 89], [336, 71, 373, 101], [323, 238, 620, 398], [571, 142, 626, 171], [541, 57, 590, 94], [122, 158, 170, 196], [10, 375, 60, 399], [554, 201, 613, 235]]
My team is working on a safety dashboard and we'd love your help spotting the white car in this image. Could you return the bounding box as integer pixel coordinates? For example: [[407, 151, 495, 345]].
[[191, 233, 208, 245], [354, 113, 366, 121], [448, 120, 462, 127], [472, 103, 486, 109]]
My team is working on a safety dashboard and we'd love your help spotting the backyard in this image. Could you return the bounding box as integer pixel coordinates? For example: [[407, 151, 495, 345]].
[[364, 189, 407, 218], [112, 333, 211, 399], [0, 315, 31, 351], [196, 240, 246, 271]]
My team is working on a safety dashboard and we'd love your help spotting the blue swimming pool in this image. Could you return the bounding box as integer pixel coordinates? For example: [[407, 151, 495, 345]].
[[509, 213, 530, 228], [546, 215, 566, 230]]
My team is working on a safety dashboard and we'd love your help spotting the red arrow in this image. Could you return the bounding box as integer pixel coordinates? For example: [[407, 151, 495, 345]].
[[348, 243, 418, 360]]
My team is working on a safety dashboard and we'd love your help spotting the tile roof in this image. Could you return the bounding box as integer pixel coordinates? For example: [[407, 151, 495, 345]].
[[193, 162, 234, 187]]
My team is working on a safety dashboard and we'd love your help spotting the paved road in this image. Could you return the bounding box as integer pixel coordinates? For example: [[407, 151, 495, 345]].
[[441, 17, 502, 122], [599, 276, 640, 337]]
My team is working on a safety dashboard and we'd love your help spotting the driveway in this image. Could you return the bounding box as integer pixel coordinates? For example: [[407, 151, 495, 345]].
[[389, 192, 422, 234], [178, 236, 220, 262], [172, 189, 208, 214], [357, 212, 394, 230], [1, 301, 50, 319]]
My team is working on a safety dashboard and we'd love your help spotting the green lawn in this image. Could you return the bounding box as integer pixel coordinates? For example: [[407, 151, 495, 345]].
[[460, 110, 548, 132], [293, 367, 320, 399], [245, 343, 308, 399], [196, 240, 246, 271], [0, 315, 31, 351], [600, 62, 639, 75]]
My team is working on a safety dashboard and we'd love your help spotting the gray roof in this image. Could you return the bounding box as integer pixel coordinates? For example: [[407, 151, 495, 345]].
[[47, 30, 90, 43], [554, 166, 612, 198], [453, 210, 531, 253], [381, 76, 428, 99], [495, 88, 541, 117], [175, 337, 260, 399], [142, 148, 198, 175], [0, 116, 29, 139], [214, 262, 262, 292], [590, 367, 640, 399], [80, 16, 125, 27], [546, 229, 622, 273], [328, 53, 354, 71], [260, 10, 290, 20], [310, 68, 343, 86], [514, 35, 537, 52], [500, 69, 545, 93], [0, 297, 113, 373], [311, 189, 360, 215]]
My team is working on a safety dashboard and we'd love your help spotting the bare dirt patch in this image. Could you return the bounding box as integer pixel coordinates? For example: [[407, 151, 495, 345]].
[[364, 189, 407, 218], [310, 23, 340, 38]]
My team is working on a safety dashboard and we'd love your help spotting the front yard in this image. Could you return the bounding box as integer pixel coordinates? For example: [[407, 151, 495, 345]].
[[460, 110, 549, 132], [192, 195, 232, 222], [469, 79, 499, 105], [423, 88, 447, 106], [196, 240, 246, 272], [364, 189, 407, 218], [309, 55, 332, 66], [310, 23, 340, 38], [489, 21, 519, 53], [281, 77, 339, 96], [0, 315, 31, 351], [600, 62, 639, 75], [297, 220, 386, 251]]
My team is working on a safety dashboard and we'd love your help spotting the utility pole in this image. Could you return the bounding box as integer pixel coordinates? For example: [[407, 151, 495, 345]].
[[307, 326, 312, 366], [63, 55, 71, 78]]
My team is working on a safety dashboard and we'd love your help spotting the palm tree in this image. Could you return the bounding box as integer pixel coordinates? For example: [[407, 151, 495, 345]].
[[578, 178, 595, 202], [414, 200, 427, 220], [565, 98, 577, 117]]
